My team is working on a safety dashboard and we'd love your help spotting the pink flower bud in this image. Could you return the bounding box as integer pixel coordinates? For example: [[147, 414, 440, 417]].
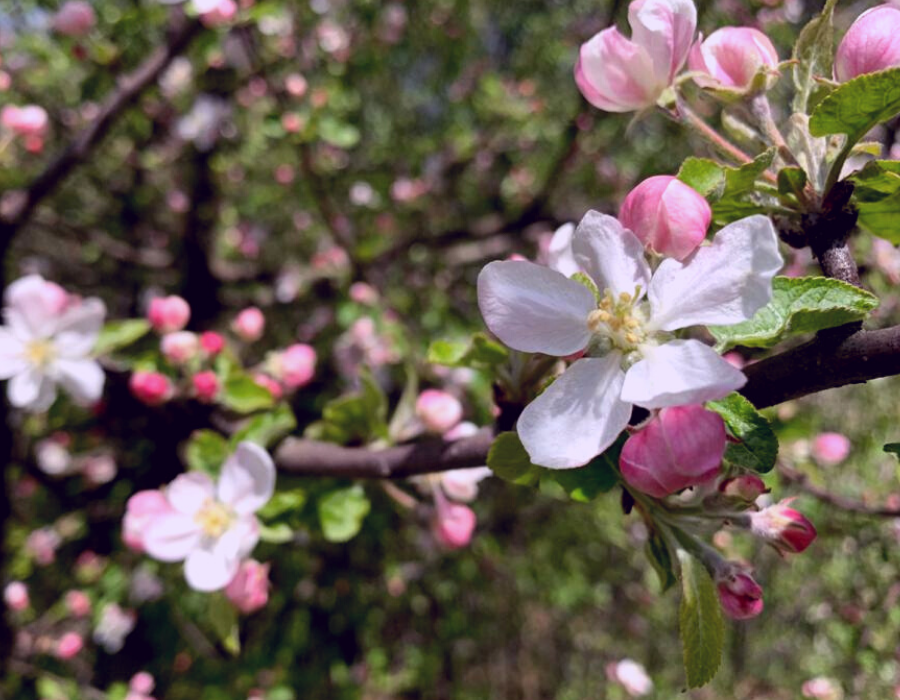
[[199, 330, 225, 356], [575, 0, 697, 112], [53, 1, 96, 37], [64, 590, 91, 618], [253, 373, 283, 401], [123, 490, 172, 552], [716, 566, 763, 620], [688, 27, 779, 90], [620, 405, 726, 498], [416, 389, 463, 434], [273, 344, 316, 389], [192, 371, 220, 403], [432, 492, 477, 549], [749, 499, 817, 554], [4, 581, 29, 611], [349, 282, 379, 305], [129, 371, 174, 406], [801, 677, 842, 700], [619, 176, 711, 260], [129, 672, 155, 695], [54, 632, 84, 660], [722, 351, 745, 369], [224, 559, 270, 614], [1, 105, 49, 137], [834, 5, 900, 82], [232, 307, 265, 342], [606, 659, 654, 697], [811, 432, 851, 465], [160, 331, 200, 365], [719, 474, 768, 501], [147, 295, 190, 333], [199, 0, 237, 27]]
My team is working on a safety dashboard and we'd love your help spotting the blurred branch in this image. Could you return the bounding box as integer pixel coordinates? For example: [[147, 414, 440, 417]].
[[0, 11, 203, 249], [778, 462, 900, 517]]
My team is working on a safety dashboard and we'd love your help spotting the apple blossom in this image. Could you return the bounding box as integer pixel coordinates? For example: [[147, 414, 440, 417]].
[[123, 490, 173, 552], [4, 581, 29, 611], [811, 432, 851, 465], [834, 5, 900, 83], [416, 389, 463, 434], [54, 632, 84, 660], [545, 222, 579, 277], [130, 672, 155, 696], [53, 1, 97, 37], [575, 0, 697, 112], [196, 0, 237, 26], [65, 590, 92, 618], [35, 436, 73, 476], [161, 331, 200, 365], [129, 371, 174, 406], [431, 489, 477, 549], [748, 499, 817, 554], [142, 442, 276, 591], [606, 659, 654, 697], [232, 306, 265, 342], [93, 602, 136, 653], [719, 474, 768, 502], [192, 370, 220, 402], [147, 295, 190, 333], [224, 559, 271, 613], [200, 330, 225, 356], [802, 677, 843, 700], [715, 565, 763, 619], [620, 404, 726, 498], [440, 467, 493, 503], [269, 343, 317, 389], [619, 176, 711, 260], [0, 275, 106, 412], [478, 210, 781, 468], [1, 105, 49, 137], [688, 27, 779, 90]]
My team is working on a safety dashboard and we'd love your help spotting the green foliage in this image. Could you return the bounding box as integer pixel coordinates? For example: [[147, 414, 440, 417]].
[[791, 0, 838, 112], [678, 157, 726, 197], [258, 489, 307, 521], [678, 150, 776, 224], [709, 276, 879, 351], [93, 319, 151, 356], [678, 551, 725, 689], [884, 443, 900, 460], [208, 594, 241, 655], [221, 373, 276, 414], [708, 393, 778, 473], [810, 67, 900, 143], [645, 529, 677, 593], [777, 166, 808, 201], [318, 485, 372, 543], [427, 333, 509, 371], [185, 430, 231, 475], [231, 405, 297, 448], [849, 160, 900, 242], [304, 371, 388, 444]]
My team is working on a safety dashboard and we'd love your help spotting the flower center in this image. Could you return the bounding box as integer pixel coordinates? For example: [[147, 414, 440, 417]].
[[586, 288, 648, 353], [194, 500, 234, 539], [24, 339, 56, 369]]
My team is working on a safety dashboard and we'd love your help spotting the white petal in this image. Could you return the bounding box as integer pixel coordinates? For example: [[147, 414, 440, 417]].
[[183, 540, 240, 592], [8, 369, 56, 411], [0, 328, 26, 379], [54, 298, 106, 357], [143, 513, 202, 563], [230, 517, 260, 559], [648, 215, 782, 331], [54, 358, 105, 405], [477, 260, 595, 355], [621, 339, 746, 408], [441, 467, 493, 503], [166, 472, 216, 516], [572, 211, 651, 298], [3, 275, 57, 340], [217, 442, 276, 515], [518, 356, 631, 469], [547, 223, 579, 277], [629, 0, 697, 81]]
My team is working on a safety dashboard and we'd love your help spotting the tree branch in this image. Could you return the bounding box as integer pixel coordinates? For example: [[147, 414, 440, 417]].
[[778, 462, 900, 517]]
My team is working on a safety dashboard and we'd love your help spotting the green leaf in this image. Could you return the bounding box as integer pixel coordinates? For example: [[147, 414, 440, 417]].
[[792, 0, 838, 112], [221, 373, 276, 414], [232, 405, 297, 447], [709, 276, 879, 352], [810, 67, 900, 143], [777, 167, 808, 200], [709, 150, 777, 225], [318, 117, 360, 149], [550, 436, 622, 502], [427, 333, 509, 370], [258, 522, 295, 544], [185, 430, 230, 475], [856, 195, 900, 242], [318, 485, 371, 542], [486, 432, 541, 485], [678, 551, 725, 689], [849, 161, 900, 241], [884, 443, 900, 460], [207, 594, 240, 655], [678, 157, 725, 198], [36, 677, 78, 700], [308, 370, 388, 444], [707, 393, 778, 474], [387, 363, 419, 442], [646, 529, 677, 592], [93, 319, 151, 356], [258, 488, 307, 520]]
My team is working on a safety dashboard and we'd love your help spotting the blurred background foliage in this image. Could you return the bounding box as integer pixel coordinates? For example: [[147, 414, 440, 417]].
[[3, 0, 900, 698]]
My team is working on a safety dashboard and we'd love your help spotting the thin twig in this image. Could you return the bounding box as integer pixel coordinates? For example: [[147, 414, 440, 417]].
[[778, 462, 900, 517]]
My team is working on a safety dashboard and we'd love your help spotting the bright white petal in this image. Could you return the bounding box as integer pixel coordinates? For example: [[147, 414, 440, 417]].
[[547, 223, 579, 277], [441, 467, 493, 503], [648, 215, 782, 331], [54, 299, 106, 357], [572, 211, 651, 298], [621, 339, 746, 408], [217, 442, 276, 515], [518, 356, 631, 469], [477, 260, 595, 355], [8, 369, 56, 411], [183, 541, 240, 592], [3, 275, 57, 340], [54, 358, 104, 405], [143, 513, 202, 562], [229, 517, 260, 559], [0, 328, 26, 379], [166, 472, 216, 516]]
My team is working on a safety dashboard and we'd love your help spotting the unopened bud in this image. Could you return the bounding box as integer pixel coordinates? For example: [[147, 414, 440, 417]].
[[270, 344, 317, 390], [688, 27, 779, 90], [129, 371, 174, 407], [199, 330, 225, 356], [749, 499, 817, 554], [160, 331, 200, 365], [232, 307, 265, 342], [834, 5, 900, 82], [224, 559, 270, 614], [431, 492, 476, 549], [147, 295, 190, 333], [54, 632, 84, 660], [719, 474, 768, 502], [416, 389, 463, 434], [192, 370, 220, 403], [716, 565, 764, 620]]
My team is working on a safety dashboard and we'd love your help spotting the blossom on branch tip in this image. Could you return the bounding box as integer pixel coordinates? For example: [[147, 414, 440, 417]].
[[834, 5, 900, 82], [0, 275, 106, 412], [477, 211, 781, 468], [715, 564, 763, 619], [575, 0, 697, 112], [748, 499, 817, 554], [141, 442, 276, 592], [688, 27, 779, 90]]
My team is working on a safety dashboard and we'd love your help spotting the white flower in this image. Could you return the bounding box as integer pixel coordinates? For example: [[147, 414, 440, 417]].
[[0, 275, 105, 412], [143, 442, 276, 592], [478, 211, 781, 469], [440, 467, 493, 502], [546, 222, 579, 277]]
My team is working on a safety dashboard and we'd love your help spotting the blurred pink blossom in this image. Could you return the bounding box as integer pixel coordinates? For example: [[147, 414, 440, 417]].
[[130, 672, 156, 695], [232, 307, 265, 342], [147, 295, 190, 333], [25, 527, 62, 566], [416, 389, 463, 434], [200, 331, 225, 356], [4, 581, 29, 611], [271, 344, 316, 390], [431, 490, 476, 549], [161, 331, 200, 365], [253, 373, 283, 400], [192, 370, 220, 403], [65, 590, 92, 618], [53, 1, 96, 37], [129, 371, 174, 406], [811, 432, 851, 465], [606, 659, 653, 697], [802, 676, 843, 700], [224, 559, 271, 613], [1, 105, 49, 137], [54, 632, 84, 660], [123, 490, 173, 552], [349, 282, 379, 305]]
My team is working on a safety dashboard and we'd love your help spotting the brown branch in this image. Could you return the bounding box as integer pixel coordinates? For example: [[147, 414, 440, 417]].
[[778, 462, 900, 517], [0, 11, 202, 244]]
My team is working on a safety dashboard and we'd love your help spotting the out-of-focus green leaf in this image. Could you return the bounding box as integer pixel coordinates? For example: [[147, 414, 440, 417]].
[[221, 374, 276, 414], [232, 405, 297, 447], [185, 430, 230, 475], [318, 485, 371, 542], [93, 319, 151, 356], [486, 432, 541, 486], [427, 333, 509, 370]]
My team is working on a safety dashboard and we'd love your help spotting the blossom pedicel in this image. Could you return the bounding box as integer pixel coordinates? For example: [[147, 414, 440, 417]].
[[478, 210, 781, 468], [834, 4, 900, 82], [688, 26, 779, 90]]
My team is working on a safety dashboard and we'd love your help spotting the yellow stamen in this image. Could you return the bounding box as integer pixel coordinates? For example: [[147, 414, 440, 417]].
[[194, 501, 233, 538]]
